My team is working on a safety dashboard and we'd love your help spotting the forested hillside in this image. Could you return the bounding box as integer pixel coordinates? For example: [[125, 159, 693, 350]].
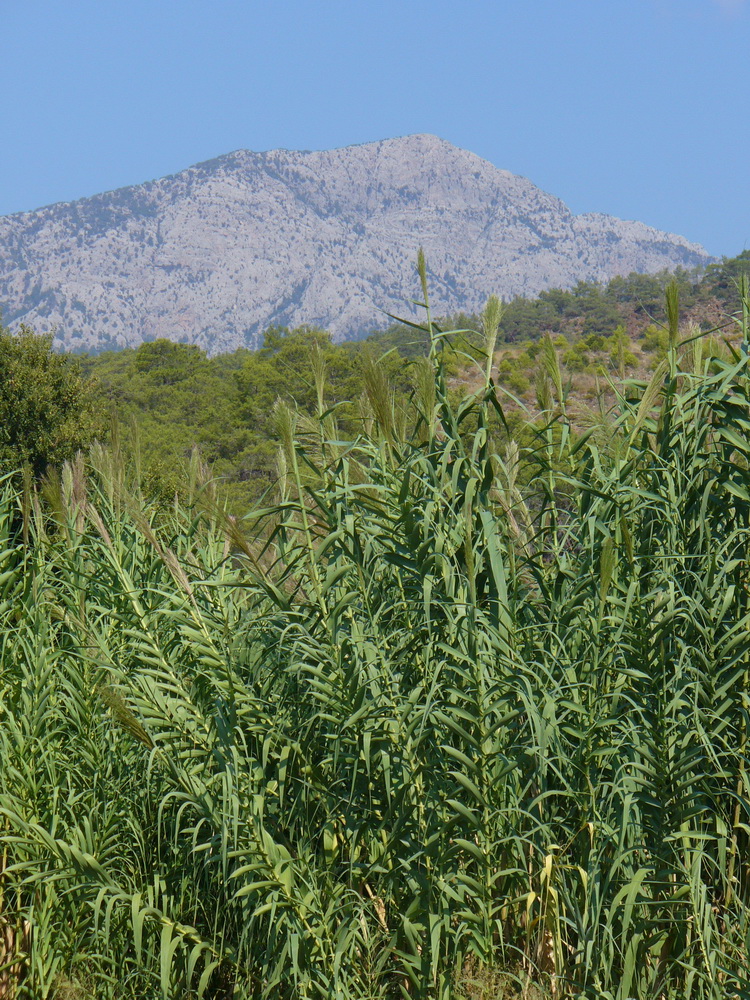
[[79, 328, 408, 509], [77, 251, 750, 511]]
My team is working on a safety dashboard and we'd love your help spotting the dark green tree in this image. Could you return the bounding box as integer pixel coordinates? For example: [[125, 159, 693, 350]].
[[703, 249, 750, 304], [0, 323, 96, 477]]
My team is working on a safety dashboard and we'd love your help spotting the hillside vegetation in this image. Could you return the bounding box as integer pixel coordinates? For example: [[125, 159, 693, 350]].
[[78, 251, 750, 509], [79, 328, 409, 510], [2, 263, 750, 998]]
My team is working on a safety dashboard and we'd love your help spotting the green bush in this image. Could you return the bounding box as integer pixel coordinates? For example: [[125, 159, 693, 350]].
[[609, 347, 638, 369], [513, 350, 534, 369], [582, 332, 606, 351], [562, 345, 589, 371], [641, 324, 669, 354], [505, 370, 531, 394], [0, 323, 97, 477]]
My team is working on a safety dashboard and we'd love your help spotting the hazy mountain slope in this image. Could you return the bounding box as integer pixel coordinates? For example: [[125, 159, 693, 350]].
[[0, 134, 712, 353]]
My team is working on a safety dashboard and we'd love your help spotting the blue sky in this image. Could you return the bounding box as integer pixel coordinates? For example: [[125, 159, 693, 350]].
[[2, 0, 749, 256]]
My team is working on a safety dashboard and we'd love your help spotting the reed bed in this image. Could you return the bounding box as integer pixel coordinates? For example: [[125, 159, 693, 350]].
[[2, 276, 750, 998]]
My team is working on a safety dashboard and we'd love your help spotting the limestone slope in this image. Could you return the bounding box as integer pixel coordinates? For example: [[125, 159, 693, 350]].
[[0, 134, 711, 352]]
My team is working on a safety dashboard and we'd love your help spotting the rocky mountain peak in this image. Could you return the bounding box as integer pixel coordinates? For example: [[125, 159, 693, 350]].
[[0, 135, 712, 354]]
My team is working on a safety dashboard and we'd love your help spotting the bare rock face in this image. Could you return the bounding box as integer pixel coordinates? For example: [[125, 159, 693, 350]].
[[0, 134, 712, 353]]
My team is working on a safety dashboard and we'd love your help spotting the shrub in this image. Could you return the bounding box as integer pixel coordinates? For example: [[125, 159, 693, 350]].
[[562, 346, 589, 371], [0, 323, 97, 477], [641, 323, 669, 354], [505, 370, 531, 394]]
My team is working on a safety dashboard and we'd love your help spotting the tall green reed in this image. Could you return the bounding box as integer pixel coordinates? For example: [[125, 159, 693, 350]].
[[2, 276, 750, 998]]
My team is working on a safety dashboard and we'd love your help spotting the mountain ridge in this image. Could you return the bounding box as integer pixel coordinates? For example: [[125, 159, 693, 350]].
[[0, 134, 713, 353]]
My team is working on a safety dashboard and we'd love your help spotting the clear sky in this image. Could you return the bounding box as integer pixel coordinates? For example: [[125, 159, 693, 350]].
[[2, 0, 749, 257]]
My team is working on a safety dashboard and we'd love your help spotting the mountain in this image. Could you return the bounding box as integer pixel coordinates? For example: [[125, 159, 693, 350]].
[[0, 134, 713, 354]]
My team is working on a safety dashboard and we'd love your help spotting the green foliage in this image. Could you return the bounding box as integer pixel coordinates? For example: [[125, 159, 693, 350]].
[[641, 324, 669, 355], [3, 283, 750, 998], [68, 251, 750, 516], [131, 339, 212, 384], [84, 330, 413, 511], [703, 248, 750, 303], [490, 259, 714, 346], [504, 369, 531, 394], [562, 345, 589, 371], [236, 324, 381, 432], [0, 323, 96, 477]]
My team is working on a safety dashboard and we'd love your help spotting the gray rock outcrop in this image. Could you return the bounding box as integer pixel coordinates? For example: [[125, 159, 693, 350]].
[[0, 134, 712, 353]]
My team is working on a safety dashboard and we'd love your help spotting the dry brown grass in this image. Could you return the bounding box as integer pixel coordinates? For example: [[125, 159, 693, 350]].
[[0, 918, 30, 1000], [454, 957, 551, 1000], [451, 323, 743, 435]]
